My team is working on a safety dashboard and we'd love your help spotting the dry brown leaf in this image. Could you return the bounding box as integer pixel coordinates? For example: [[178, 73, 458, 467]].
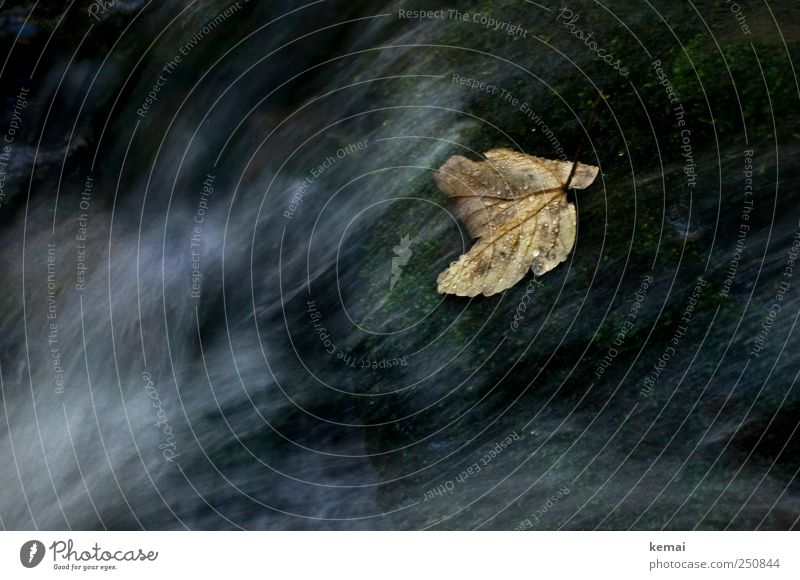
[[435, 148, 599, 297]]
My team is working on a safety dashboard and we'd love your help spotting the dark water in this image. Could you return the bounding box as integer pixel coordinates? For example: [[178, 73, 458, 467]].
[[0, 0, 798, 530]]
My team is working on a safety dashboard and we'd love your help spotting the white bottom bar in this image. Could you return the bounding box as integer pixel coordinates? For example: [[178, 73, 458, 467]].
[[1, 531, 796, 578]]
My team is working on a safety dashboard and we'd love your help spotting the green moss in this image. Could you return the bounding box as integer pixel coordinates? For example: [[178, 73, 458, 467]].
[[672, 36, 797, 142]]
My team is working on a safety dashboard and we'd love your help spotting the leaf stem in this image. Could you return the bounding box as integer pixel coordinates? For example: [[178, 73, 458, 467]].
[[565, 92, 605, 190]]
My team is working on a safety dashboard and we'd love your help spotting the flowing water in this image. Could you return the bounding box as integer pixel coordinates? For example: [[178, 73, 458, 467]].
[[0, 0, 798, 530]]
